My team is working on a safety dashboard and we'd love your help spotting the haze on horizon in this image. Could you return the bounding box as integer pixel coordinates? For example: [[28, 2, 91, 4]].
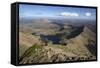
[[19, 4, 96, 21]]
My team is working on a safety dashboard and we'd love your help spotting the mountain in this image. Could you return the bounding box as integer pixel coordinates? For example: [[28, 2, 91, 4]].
[[19, 18, 60, 35], [19, 26, 96, 64]]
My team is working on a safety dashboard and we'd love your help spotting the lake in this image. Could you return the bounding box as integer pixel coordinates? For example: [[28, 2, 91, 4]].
[[40, 35, 61, 44]]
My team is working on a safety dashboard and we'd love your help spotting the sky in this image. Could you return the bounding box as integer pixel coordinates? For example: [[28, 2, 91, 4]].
[[19, 4, 96, 20]]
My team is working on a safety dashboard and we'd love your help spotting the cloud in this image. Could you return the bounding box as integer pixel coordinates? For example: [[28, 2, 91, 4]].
[[60, 12, 79, 17], [85, 12, 91, 17]]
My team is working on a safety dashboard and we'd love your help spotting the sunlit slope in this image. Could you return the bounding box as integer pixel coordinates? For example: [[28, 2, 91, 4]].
[[19, 32, 41, 57]]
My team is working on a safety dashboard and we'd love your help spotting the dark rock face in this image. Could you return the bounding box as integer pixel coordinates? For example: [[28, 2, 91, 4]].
[[67, 26, 84, 39]]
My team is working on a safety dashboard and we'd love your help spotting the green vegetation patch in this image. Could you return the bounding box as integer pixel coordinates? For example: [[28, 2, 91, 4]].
[[19, 44, 43, 61]]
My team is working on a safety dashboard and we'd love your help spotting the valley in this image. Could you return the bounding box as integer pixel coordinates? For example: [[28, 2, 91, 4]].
[[19, 18, 97, 64]]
